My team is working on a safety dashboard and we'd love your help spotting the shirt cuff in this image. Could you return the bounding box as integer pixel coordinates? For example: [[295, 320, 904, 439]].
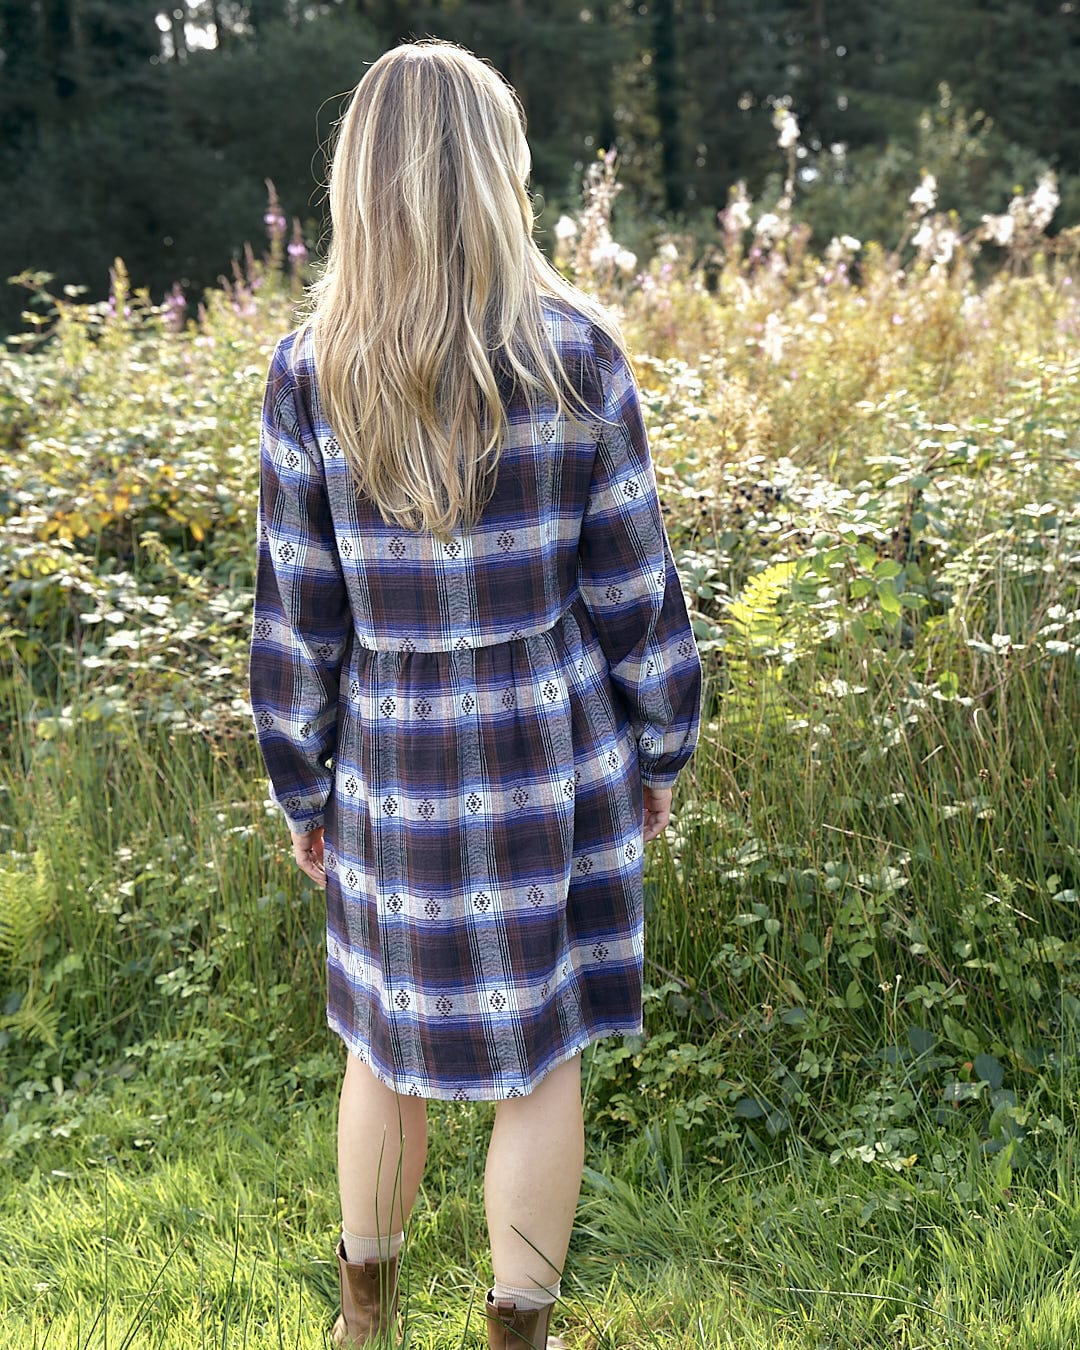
[[268, 785, 329, 836]]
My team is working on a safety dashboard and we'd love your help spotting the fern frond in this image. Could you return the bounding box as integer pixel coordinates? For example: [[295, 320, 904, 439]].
[[1, 999, 60, 1050], [0, 850, 54, 971], [727, 560, 800, 647]]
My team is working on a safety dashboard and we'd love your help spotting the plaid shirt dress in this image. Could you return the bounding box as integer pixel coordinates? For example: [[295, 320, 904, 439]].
[[248, 297, 703, 1101]]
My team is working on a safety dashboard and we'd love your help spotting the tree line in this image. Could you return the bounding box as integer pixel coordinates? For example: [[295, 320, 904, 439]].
[[1, 0, 1076, 334]]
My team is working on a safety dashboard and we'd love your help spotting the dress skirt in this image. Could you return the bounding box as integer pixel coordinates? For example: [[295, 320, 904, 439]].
[[322, 591, 646, 1101]]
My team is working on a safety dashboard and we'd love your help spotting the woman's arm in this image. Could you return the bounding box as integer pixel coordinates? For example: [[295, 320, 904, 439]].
[[577, 333, 703, 790], [248, 339, 352, 836]]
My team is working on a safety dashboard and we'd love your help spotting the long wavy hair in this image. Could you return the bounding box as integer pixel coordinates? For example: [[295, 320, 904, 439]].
[[298, 38, 627, 542]]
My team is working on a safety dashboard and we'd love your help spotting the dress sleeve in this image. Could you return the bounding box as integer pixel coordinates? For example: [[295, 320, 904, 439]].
[[248, 340, 352, 835], [577, 334, 703, 790]]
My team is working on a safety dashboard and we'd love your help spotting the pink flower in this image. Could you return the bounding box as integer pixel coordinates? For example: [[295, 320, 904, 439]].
[[288, 217, 308, 264], [162, 283, 187, 332]]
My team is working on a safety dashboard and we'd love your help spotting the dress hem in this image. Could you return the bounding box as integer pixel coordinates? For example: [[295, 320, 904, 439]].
[[326, 1009, 644, 1102]]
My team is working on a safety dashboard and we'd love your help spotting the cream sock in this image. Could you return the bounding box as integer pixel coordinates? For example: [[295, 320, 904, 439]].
[[342, 1227, 404, 1263], [491, 1278, 560, 1310]]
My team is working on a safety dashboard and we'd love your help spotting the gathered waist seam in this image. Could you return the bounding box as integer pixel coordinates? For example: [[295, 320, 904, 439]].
[[349, 587, 582, 656]]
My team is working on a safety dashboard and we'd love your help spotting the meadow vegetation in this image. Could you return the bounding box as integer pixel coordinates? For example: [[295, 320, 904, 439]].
[[1, 134, 1080, 1346]]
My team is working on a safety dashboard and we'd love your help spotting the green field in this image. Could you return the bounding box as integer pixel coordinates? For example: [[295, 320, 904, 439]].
[[2, 173, 1080, 1347]]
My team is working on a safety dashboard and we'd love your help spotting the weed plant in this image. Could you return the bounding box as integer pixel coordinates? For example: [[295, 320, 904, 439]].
[[1, 139, 1079, 1345]]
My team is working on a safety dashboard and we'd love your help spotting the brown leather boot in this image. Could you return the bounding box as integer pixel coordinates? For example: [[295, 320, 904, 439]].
[[330, 1239, 399, 1348], [484, 1291, 566, 1350]]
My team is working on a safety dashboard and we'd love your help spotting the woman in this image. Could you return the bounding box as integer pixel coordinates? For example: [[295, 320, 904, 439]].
[[248, 37, 702, 1350]]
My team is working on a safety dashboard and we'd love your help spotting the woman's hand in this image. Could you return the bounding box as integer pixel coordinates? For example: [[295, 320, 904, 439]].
[[643, 786, 672, 843], [290, 825, 327, 888]]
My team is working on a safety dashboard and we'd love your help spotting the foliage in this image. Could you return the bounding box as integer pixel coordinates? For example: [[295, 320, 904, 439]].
[[1, 142, 1080, 1344]]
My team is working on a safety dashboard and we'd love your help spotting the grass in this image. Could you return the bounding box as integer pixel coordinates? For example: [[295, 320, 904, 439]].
[[3, 695, 1080, 1347], [8, 1069, 1080, 1347]]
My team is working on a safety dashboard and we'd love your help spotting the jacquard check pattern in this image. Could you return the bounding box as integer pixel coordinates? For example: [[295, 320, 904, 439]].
[[248, 297, 702, 1099]]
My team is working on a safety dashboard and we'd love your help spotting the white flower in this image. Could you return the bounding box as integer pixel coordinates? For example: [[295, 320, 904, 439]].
[[722, 181, 752, 234], [615, 248, 638, 275], [754, 211, 785, 245], [912, 216, 958, 265], [554, 214, 578, 241], [761, 311, 785, 364], [658, 241, 679, 263], [777, 111, 800, 150], [932, 228, 956, 265], [726, 200, 751, 233], [1029, 170, 1059, 232], [908, 173, 937, 216], [590, 238, 618, 264], [980, 211, 1015, 247], [825, 234, 862, 263]]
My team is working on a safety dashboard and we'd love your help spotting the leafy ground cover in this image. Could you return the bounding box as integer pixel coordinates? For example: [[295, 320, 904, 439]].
[[2, 147, 1080, 1346]]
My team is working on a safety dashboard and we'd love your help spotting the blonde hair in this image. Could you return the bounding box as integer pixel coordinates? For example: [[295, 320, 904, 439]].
[[299, 38, 627, 542]]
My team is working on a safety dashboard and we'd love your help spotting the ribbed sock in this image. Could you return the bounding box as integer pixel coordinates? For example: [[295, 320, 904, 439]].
[[342, 1227, 404, 1264], [491, 1278, 560, 1310]]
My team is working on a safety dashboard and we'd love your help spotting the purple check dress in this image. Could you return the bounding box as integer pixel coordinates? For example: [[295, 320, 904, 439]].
[[248, 298, 702, 1100]]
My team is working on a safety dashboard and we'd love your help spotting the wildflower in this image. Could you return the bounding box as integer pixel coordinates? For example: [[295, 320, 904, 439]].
[[614, 248, 638, 275], [1029, 171, 1059, 232], [761, 312, 785, 364], [912, 216, 958, 265], [589, 238, 622, 271], [571, 146, 626, 284], [979, 211, 1015, 247], [287, 218, 308, 265], [753, 212, 787, 246], [162, 282, 187, 332], [908, 172, 937, 217], [825, 234, 861, 264], [554, 215, 578, 241], [658, 241, 679, 264], [264, 179, 287, 240], [719, 181, 752, 236], [776, 110, 800, 151], [911, 222, 931, 251], [980, 170, 1060, 254]]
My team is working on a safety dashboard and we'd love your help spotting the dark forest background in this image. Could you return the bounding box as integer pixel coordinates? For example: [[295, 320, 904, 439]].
[[1, 0, 1077, 335]]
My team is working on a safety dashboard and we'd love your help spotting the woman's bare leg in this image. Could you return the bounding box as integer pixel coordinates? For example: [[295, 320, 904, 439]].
[[337, 1052, 429, 1242], [483, 1054, 584, 1291]]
